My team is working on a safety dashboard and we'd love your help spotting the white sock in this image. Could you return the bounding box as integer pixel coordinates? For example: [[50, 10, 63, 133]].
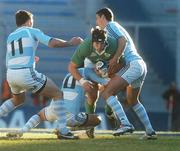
[[0, 99, 15, 117], [21, 114, 41, 133], [107, 96, 130, 126]]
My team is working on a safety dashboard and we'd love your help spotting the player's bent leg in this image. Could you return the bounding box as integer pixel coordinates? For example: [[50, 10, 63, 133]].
[[66, 112, 101, 139], [85, 83, 98, 138], [39, 78, 77, 139], [85, 83, 98, 114], [67, 113, 101, 129], [101, 76, 134, 136]]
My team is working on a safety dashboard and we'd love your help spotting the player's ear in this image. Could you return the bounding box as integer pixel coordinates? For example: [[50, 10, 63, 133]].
[[102, 14, 106, 20]]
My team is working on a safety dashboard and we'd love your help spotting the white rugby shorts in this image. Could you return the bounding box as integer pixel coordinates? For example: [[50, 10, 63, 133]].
[[7, 68, 47, 94], [118, 60, 147, 88]]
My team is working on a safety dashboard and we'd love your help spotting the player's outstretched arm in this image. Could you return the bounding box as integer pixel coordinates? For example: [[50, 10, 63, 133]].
[[48, 37, 83, 48]]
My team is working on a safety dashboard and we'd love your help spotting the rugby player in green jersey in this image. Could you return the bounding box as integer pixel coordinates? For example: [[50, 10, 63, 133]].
[[68, 26, 134, 137]]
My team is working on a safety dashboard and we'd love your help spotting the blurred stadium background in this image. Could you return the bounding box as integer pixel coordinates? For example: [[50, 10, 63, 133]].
[[0, 0, 179, 132]]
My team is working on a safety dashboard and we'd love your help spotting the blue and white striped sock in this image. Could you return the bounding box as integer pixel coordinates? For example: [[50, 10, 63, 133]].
[[51, 100, 69, 135], [133, 102, 154, 134], [0, 99, 15, 117], [107, 96, 130, 126], [21, 114, 41, 132]]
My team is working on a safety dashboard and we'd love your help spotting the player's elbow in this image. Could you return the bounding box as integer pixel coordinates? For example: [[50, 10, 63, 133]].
[[68, 62, 73, 73], [48, 38, 57, 48], [68, 62, 77, 73]]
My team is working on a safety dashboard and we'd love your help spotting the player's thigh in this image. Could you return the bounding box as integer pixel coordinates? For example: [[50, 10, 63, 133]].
[[126, 86, 141, 105], [39, 77, 63, 100], [102, 75, 128, 100]]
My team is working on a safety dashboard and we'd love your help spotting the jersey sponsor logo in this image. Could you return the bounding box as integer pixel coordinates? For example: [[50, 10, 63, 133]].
[[90, 52, 97, 57], [104, 53, 111, 58]]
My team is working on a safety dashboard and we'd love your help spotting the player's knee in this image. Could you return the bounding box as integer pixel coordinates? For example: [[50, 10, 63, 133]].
[[84, 114, 101, 127], [53, 90, 63, 100], [87, 93, 98, 104], [101, 89, 113, 101], [12, 96, 25, 106], [38, 109, 46, 121], [13, 100, 24, 107]]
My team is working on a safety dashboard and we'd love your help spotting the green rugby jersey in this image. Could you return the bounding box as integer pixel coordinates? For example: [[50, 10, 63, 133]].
[[71, 36, 119, 67]]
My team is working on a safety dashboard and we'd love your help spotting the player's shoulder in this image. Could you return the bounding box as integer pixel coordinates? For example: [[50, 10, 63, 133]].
[[107, 21, 120, 28], [78, 36, 91, 48], [27, 27, 41, 34]]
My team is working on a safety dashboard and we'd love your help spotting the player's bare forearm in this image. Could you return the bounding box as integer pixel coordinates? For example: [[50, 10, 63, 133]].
[[48, 37, 83, 48], [68, 62, 83, 81], [108, 37, 126, 73]]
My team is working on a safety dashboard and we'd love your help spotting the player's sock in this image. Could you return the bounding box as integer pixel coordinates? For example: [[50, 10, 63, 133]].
[[85, 101, 95, 114], [51, 100, 70, 135], [0, 99, 15, 117], [107, 96, 130, 126], [132, 102, 154, 134], [21, 114, 41, 132]]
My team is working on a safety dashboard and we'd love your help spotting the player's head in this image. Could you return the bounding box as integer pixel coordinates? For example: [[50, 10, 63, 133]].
[[96, 7, 114, 29], [15, 10, 33, 27], [91, 26, 107, 52]]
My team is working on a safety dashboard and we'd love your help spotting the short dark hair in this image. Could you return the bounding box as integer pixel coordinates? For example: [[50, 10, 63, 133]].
[[91, 26, 107, 43], [15, 10, 33, 27], [96, 7, 114, 21]]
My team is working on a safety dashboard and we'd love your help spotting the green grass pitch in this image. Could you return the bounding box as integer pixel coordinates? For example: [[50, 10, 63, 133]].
[[0, 129, 180, 151]]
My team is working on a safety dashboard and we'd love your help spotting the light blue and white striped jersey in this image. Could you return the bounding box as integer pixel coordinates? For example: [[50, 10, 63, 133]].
[[105, 21, 142, 63], [6, 26, 52, 69], [61, 68, 108, 114]]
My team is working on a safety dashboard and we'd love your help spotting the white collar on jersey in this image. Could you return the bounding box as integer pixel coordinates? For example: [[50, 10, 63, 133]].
[[95, 40, 109, 55]]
